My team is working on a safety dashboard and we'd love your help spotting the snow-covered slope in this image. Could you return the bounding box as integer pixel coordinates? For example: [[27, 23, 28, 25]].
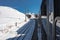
[[0, 6, 29, 40], [0, 6, 28, 24]]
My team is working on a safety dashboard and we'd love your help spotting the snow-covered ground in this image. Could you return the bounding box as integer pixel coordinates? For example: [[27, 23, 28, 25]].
[[0, 6, 29, 40], [0, 20, 29, 40]]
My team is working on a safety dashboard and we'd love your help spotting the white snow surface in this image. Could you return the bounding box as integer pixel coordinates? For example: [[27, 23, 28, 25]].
[[0, 6, 28, 24], [0, 6, 29, 40]]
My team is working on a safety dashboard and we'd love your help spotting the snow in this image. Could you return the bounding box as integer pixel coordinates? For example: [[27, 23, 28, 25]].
[[0, 21, 29, 40], [13, 19, 35, 40], [0, 6, 29, 24], [0, 6, 29, 40]]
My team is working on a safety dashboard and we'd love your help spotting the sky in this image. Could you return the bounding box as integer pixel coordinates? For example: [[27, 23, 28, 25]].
[[0, 0, 42, 14]]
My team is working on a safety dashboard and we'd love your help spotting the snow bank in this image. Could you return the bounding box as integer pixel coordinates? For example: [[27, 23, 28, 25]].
[[0, 6, 29, 40], [0, 6, 29, 24]]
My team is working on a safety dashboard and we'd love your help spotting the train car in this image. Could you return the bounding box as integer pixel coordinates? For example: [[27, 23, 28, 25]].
[[40, 0, 55, 40], [54, 0, 60, 40]]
